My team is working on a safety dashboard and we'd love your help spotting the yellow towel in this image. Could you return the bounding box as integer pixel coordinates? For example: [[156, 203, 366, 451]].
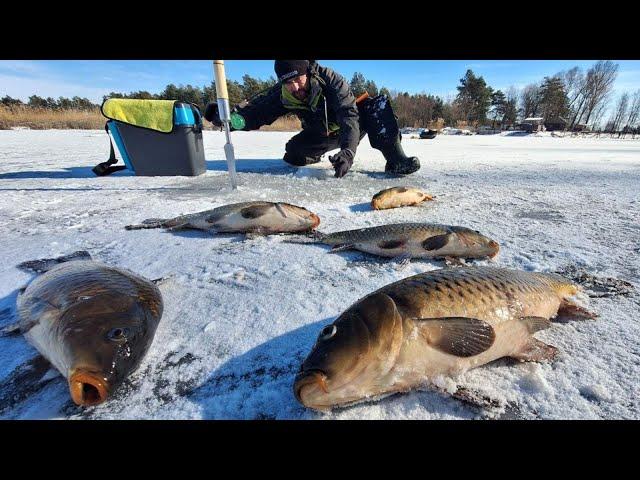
[[102, 98, 176, 133]]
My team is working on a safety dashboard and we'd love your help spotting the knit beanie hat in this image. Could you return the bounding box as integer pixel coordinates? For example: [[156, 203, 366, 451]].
[[274, 60, 310, 82]]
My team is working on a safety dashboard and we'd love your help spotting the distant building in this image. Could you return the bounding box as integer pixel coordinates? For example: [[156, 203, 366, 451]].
[[520, 117, 545, 132], [544, 117, 568, 132]]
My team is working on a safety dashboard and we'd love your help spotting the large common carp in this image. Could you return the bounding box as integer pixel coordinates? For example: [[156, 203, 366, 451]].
[[371, 187, 434, 210], [315, 223, 500, 260], [294, 266, 596, 411], [125, 201, 320, 234], [15, 252, 163, 407]]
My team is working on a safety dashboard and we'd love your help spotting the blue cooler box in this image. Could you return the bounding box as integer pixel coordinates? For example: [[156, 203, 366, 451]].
[[107, 102, 206, 176]]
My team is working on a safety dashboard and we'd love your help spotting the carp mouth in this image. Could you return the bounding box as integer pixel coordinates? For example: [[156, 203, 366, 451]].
[[294, 369, 329, 405], [69, 370, 109, 406], [488, 241, 500, 258], [309, 213, 321, 229]]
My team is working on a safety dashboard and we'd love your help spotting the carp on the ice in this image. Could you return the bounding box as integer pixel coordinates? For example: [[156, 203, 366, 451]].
[[15, 252, 163, 406], [294, 266, 596, 411]]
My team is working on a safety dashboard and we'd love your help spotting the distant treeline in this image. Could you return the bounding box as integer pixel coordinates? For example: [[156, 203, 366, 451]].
[[1, 95, 97, 110], [3, 61, 639, 133]]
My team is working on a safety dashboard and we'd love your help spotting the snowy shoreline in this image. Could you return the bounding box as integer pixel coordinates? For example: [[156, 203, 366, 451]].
[[1, 130, 638, 419]]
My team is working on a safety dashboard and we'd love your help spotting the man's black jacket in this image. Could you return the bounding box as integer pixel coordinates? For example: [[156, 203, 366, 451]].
[[232, 61, 360, 153]]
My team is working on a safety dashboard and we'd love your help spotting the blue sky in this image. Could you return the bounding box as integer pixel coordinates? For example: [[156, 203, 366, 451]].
[[1, 60, 638, 107]]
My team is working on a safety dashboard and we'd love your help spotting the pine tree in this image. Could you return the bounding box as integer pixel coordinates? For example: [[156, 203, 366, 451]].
[[241, 75, 265, 101], [363, 80, 378, 97], [455, 70, 493, 125], [503, 98, 518, 128], [539, 76, 569, 124], [350, 72, 367, 96], [1, 96, 23, 107], [490, 90, 507, 128]]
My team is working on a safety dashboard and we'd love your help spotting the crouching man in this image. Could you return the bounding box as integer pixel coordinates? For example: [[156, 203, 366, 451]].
[[204, 60, 420, 178]]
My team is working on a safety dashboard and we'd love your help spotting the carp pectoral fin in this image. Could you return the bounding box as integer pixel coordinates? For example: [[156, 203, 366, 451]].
[[444, 256, 466, 266], [416, 317, 496, 357], [329, 244, 355, 253], [240, 204, 272, 219], [449, 385, 504, 411], [0, 321, 22, 337], [557, 300, 598, 321], [0, 355, 54, 413], [422, 234, 453, 251], [521, 316, 552, 333], [390, 254, 412, 270], [17, 251, 92, 273], [511, 338, 558, 362]]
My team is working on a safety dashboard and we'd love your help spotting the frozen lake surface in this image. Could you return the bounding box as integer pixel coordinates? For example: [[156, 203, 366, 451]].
[[0, 130, 638, 419]]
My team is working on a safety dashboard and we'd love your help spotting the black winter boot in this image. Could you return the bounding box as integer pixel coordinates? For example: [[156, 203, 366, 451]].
[[358, 95, 421, 175], [381, 140, 421, 175], [283, 152, 322, 167]]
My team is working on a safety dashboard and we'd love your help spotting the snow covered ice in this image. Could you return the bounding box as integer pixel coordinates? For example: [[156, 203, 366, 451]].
[[0, 129, 639, 419]]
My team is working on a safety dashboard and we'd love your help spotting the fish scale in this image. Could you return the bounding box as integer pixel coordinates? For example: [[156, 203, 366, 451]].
[[16, 257, 163, 407], [319, 223, 500, 259], [126, 201, 320, 234], [295, 266, 594, 411], [378, 267, 574, 322], [323, 223, 452, 243]]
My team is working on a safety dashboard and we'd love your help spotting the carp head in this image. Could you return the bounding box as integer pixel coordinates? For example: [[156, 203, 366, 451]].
[[59, 292, 162, 406], [294, 293, 404, 411]]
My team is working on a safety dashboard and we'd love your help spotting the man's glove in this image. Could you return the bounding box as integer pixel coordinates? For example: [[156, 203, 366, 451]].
[[204, 103, 246, 130], [329, 149, 355, 178], [204, 102, 223, 127]]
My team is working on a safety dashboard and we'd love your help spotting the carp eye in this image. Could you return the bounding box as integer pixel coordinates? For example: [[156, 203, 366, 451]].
[[107, 327, 129, 342], [319, 325, 337, 341]]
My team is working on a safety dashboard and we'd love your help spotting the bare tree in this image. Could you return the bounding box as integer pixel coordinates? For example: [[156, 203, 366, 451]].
[[611, 93, 630, 135], [624, 90, 640, 135], [581, 61, 619, 128], [591, 102, 610, 133], [520, 83, 542, 118], [560, 67, 588, 130]]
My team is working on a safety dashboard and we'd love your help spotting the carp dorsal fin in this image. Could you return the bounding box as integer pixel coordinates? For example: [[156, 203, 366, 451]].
[[274, 203, 289, 218], [422, 233, 453, 251], [240, 204, 273, 219], [521, 316, 551, 333], [17, 251, 93, 274], [415, 317, 495, 357]]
